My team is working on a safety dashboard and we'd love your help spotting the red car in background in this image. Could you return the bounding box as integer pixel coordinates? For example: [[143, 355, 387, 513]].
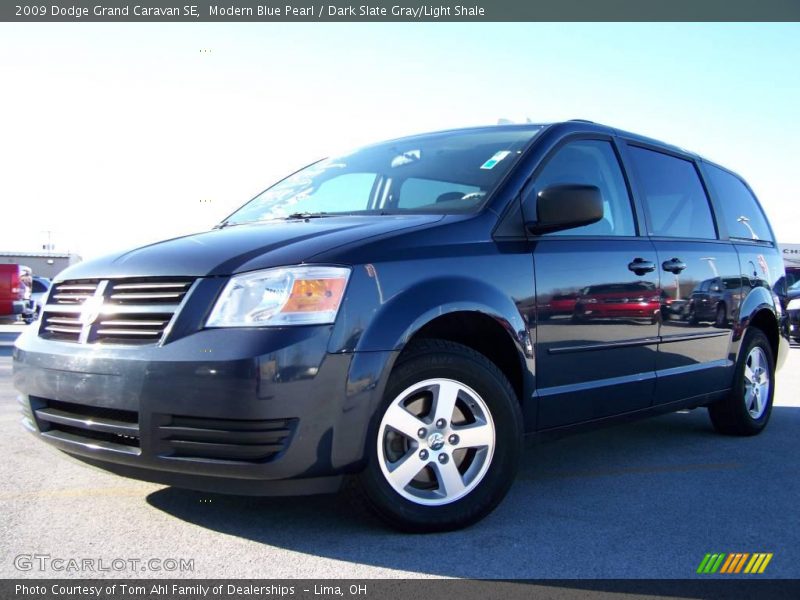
[[573, 281, 662, 324], [0, 264, 35, 323], [537, 292, 578, 320]]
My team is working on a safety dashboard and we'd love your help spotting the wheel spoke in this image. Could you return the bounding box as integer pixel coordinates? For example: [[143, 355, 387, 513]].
[[750, 351, 761, 372], [387, 452, 426, 489], [454, 421, 493, 449], [746, 387, 756, 412], [433, 459, 465, 497], [432, 380, 461, 424], [384, 403, 427, 439], [744, 364, 755, 384]]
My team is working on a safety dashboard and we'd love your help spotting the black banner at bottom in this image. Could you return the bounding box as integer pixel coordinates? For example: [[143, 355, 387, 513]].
[[3, 579, 800, 600]]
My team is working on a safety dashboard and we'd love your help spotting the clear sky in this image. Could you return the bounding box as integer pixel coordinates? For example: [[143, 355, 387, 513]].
[[0, 23, 798, 259]]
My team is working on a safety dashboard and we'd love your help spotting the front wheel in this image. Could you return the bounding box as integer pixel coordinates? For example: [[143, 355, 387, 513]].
[[708, 328, 774, 436], [355, 339, 523, 532]]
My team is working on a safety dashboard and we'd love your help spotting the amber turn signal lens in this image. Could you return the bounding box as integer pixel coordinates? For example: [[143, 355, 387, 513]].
[[282, 277, 347, 313]]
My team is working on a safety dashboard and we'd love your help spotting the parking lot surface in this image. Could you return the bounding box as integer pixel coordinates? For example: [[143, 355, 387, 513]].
[[1, 325, 798, 579]]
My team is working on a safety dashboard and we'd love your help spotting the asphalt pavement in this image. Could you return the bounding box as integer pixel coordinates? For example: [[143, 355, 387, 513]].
[[0, 325, 798, 579]]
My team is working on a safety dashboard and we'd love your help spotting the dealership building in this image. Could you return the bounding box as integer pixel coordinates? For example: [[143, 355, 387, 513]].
[[0, 252, 82, 279], [781, 243, 800, 270]]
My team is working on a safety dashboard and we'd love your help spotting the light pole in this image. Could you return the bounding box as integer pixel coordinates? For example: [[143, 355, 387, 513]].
[[736, 216, 759, 240]]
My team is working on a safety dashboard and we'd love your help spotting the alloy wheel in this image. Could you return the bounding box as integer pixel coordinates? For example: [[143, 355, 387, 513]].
[[743, 346, 770, 419], [376, 378, 496, 506]]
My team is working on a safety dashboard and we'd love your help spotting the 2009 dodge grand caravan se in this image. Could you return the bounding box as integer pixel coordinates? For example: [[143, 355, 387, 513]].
[[13, 121, 789, 531]]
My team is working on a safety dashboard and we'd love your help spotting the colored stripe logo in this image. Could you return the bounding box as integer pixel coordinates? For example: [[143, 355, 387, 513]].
[[697, 553, 773, 574]]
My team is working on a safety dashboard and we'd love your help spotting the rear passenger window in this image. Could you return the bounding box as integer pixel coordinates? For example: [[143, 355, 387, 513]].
[[704, 165, 773, 242], [628, 147, 716, 239], [533, 140, 636, 237]]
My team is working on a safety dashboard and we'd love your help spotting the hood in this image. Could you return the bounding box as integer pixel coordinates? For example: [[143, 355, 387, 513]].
[[57, 215, 443, 281]]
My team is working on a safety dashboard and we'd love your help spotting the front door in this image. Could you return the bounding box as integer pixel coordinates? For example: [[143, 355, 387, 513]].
[[529, 138, 660, 429]]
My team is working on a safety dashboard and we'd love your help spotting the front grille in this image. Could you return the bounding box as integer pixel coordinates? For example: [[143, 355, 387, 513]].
[[158, 415, 297, 464], [95, 313, 176, 344], [32, 398, 141, 455], [49, 281, 100, 304], [107, 280, 193, 304], [39, 277, 194, 345], [41, 313, 83, 342]]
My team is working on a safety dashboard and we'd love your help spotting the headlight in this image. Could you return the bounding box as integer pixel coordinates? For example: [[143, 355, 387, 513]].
[[787, 298, 800, 311], [206, 266, 350, 327]]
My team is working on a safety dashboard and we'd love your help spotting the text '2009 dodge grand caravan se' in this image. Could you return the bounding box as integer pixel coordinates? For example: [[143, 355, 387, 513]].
[[13, 121, 789, 531]]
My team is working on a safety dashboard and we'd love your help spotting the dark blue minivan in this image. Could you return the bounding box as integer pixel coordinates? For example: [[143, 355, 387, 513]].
[[13, 121, 789, 531]]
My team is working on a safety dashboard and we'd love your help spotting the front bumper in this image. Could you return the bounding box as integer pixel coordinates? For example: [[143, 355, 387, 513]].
[[13, 326, 393, 495]]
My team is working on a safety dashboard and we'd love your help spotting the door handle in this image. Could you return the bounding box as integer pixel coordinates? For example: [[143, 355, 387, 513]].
[[628, 258, 656, 275], [662, 258, 687, 274]]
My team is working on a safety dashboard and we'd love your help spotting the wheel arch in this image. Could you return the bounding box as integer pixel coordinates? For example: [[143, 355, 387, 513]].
[[338, 277, 534, 471], [734, 285, 781, 367]]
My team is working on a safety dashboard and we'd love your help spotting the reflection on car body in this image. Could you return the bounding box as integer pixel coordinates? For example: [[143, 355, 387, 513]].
[[573, 281, 662, 324]]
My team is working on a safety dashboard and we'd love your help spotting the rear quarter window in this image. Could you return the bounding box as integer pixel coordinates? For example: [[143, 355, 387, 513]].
[[704, 165, 773, 242]]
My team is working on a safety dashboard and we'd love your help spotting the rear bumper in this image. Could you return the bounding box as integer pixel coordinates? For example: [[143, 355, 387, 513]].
[[10, 300, 32, 315], [13, 326, 394, 495]]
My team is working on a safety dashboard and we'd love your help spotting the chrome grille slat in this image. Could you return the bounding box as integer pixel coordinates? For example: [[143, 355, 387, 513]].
[[56, 284, 99, 291], [109, 292, 183, 300], [114, 283, 190, 290], [52, 293, 93, 301], [44, 304, 181, 314], [46, 317, 81, 325], [95, 329, 163, 336], [39, 278, 194, 346], [98, 319, 168, 327], [44, 325, 82, 334]]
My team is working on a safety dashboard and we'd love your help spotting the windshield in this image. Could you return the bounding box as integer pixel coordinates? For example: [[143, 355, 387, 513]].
[[222, 127, 542, 225]]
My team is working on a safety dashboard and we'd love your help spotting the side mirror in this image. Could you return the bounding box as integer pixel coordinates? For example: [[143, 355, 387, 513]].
[[525, 184, 603, 235]]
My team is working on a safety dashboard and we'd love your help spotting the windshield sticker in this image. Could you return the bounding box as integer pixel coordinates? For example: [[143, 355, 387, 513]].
[[391, 149, 421, 168], [480, 150, 511, 170]]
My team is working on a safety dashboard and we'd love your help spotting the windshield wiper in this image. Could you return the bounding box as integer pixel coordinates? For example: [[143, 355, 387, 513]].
[[286, 212, 334, 219]]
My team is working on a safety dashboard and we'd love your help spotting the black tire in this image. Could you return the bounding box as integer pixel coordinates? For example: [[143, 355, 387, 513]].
[[355, 339, 523, 532], [714, 303, 727, 328], [708, 328, 775, 436], [687, 306, 698, 325]]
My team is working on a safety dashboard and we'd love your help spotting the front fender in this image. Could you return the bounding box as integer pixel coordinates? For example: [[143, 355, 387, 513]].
[[354, 275, 531, 356], [330, 275, 532, 471]]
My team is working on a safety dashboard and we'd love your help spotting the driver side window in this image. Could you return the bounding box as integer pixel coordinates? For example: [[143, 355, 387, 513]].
[[534, 140, 636, 237]]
